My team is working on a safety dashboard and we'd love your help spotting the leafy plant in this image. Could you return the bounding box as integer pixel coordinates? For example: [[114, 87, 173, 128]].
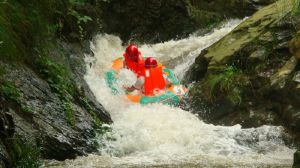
[[35, 57, 75, 97], [68, 0, 93, 40], [9, 137, 41, 168], [64, 101, 75, 126], [35, 57, 77, 125], [292, 0, 300, 15], [21, 105, 33, 114], [204, 66, 249, 105], [0, 66, 6, 76], [81, 98, 102, 126], [1, 80, 21, 103]]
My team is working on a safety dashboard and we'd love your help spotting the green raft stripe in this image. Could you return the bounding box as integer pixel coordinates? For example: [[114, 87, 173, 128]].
[[105, 67, 181, 105], [163, 68, 180, 85], [105, 70, 119, 94], [140, 91, 179, 106]]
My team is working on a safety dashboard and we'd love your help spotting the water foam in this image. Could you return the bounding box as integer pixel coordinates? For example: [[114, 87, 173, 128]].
[[48, 20, 295, 167]]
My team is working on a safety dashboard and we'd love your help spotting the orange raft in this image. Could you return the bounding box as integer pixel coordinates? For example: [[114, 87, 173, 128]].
[[105, 57, 187, 105]]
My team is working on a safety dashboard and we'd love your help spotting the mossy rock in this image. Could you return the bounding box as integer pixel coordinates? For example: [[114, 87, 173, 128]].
[[290, 30, 300, 60], [187, 0, 300, 130], [294, 148, 300, 168]]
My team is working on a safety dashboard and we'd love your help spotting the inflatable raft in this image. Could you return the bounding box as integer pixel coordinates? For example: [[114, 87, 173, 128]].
[[105, 57, 186, 105]]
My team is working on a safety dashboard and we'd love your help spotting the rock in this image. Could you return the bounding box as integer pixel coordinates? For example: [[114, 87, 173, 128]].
[[0, 100, 15, 167], [0, 40, 112, 162], [270, 57, 297, 89], [103, 0, 194, 43], [293, 71, 300, 83], [187, 0, 300, 129], [204, 0, 293, 71], [0, 0, 112, 165], [2, 64, 96, 160], [294, 148, 300, 168], [215, 105, 282, 128], [289, 31, 300, 60], [0, 141, 9, 168], [102, 0, 275, 43]]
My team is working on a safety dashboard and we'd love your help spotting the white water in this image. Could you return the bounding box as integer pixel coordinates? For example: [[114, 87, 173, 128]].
[[46, 20, 295, 167]]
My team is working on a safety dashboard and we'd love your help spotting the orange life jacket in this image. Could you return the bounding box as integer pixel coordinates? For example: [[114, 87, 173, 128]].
[[144, 65, 166, 96], [123, 52, 145, 77]]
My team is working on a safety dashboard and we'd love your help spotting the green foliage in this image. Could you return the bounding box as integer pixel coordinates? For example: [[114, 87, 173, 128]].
[[81, 98, 102, 126], [68, 0, 93, 40], [185, 1, 221, 29], [35, 57, 77, 125], [0, 68, 34, 113], [0, 66, 6, 76], [292, 0, 300, 15], [21, 105, 33, 114], [64, 101, 75, 126], [204, 66, 249, 105], [0, 0, 93, 61], [0, 0, 62, 61], [0, 80, 21, 103], [10, 138, 41, 168], [35, 57, 76, 97]]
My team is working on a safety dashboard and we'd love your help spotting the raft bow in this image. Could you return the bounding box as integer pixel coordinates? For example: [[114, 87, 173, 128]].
[[105, 57, 186, 105]]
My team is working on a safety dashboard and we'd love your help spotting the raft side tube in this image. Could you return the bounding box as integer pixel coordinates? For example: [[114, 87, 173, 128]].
[[140, 91, 179, 105], [105, 70, 119, 94]]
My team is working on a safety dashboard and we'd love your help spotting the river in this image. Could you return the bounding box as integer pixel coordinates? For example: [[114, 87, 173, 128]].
[[45, 19, 295, 168]]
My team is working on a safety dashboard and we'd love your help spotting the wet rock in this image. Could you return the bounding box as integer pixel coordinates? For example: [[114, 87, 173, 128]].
[[289, 31, 300, 60], [103, 0, 194, 43], [270, 57, 297, 89], [248, 47, 267, 62], [184, 53, 209, 83], [0, 40, 112, 161], [187, 0, 300, 130], [2, 64, 95, 160], [293, 71, 300, 83], [215, 105, 282, 128], [294, 148, 300, 168], [0, 102, 15, 167], [0, 141, 9, 167], [0, 141, 8, 168], [103, 0, 275, 43]]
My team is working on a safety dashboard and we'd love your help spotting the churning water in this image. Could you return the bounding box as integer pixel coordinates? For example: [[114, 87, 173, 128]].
[[46, 20, 295, 168]]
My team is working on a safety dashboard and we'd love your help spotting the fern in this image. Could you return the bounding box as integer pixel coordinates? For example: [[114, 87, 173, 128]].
[[204, 66, 249, 105], [292, 0, 300, 15]]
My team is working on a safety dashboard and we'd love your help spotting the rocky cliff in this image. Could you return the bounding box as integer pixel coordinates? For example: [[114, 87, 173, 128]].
[[103, 0, 275, 43], [185, 0, 300, 166], [0, 0, 279, 167]]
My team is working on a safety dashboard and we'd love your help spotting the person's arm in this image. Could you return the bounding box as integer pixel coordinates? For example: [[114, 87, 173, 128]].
[[134, 76, 145, 90], [163, 73, 172, 86]]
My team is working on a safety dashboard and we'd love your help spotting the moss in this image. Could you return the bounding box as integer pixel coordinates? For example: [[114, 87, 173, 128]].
[[81, 98, 102, 127], [0, 80, 21, 103], [0, 65, 6, 76], [203, 65, 250, 105], [203, 0, 293, 69], [34, 57, 76, 98], [0, 0, 94, 62], [21, 105, 33, 114], [185, 1, 222, 29], [34, 57, 78, 125], [292, 0, 300, 15], [63, 101, 75, 126], [8, 137, 41, 168]]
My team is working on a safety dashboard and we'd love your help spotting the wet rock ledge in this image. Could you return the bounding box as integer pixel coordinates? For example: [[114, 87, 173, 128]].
[[184, 0, 300, 166]]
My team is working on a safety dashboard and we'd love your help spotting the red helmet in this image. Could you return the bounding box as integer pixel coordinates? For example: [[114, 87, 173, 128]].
[[144, 57, 158, 68], [125, 44, 139, 61]]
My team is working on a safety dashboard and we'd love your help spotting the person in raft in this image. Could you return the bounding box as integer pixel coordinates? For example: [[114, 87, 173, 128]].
[[123, 44, 145, 78], [134, 57, 171, 96]]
